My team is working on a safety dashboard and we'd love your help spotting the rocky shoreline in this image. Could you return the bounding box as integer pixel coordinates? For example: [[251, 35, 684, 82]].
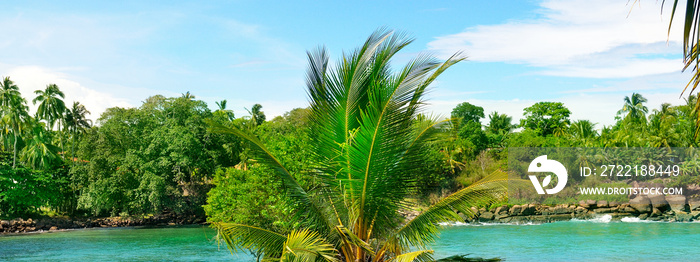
[[0, 213, 205, 235], [462, 195, 700, 224]]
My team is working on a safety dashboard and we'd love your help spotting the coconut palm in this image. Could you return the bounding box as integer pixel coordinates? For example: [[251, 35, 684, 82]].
[[64, 102, 92, 162], [21, 120, 61, 169], [3, 96, 30, 168], [0, 77, 22, 151], [617, 93, 648, 124], [33, 84, 66, 131], [210, 30, 507, 262], [214, 100, 235, 122], [569, 120, 598, 146]]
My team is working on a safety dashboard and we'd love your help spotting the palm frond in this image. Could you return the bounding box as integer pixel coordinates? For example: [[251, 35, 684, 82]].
[[214, 223, 287, 259], [280, 229, 339, 262], [389, 250, 434, 262], [381, 170, 508, 255]]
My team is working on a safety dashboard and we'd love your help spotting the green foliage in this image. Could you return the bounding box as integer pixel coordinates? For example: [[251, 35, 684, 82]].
[[0, 152, 69, 217], [71, 95, 239, 216], [451, 102, 484, 124], [520, 102, 571, 137]]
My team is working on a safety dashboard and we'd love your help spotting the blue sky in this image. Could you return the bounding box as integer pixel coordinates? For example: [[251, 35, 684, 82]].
[[0, 0, 691, 127]]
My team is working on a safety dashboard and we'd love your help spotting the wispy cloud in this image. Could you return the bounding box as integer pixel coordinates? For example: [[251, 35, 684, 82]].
[[427, 0, 685, 78]]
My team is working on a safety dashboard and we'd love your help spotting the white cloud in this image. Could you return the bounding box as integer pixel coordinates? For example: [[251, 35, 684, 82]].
[[427, 0, 685, 78], [3, 66, 133, 122]]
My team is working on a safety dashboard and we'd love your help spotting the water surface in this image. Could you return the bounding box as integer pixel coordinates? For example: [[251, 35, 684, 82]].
[[2, 218, 700, 261]]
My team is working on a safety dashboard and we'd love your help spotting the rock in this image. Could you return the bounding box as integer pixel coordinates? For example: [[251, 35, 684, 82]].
[[578, 200, 590, 209], [586, 200, 597, 209], [689, 201, 700, 211], [596, 200, 609, 208], [509, 205, 522, 215], [623, 207, 638, 213], [49, 226, 58, 231], [651, 208, 663, 217], [609, 201, 620, 208], [458, 212, 468, 222], [575, 206, 587, 214], [649, 195, 670, 212], [495, 205, 509, 215], [471, 207, 480, 217], [638, 213, 649, 220], [666, 195, 689, 213], [593, 208, 613, 213], [479, 212, 495, 222], [630, 195, 652, 213], [521, 204, 536, 216], [675, 212, 694, 222]]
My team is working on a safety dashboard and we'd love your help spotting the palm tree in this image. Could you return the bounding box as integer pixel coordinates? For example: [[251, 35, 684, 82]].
[[0, 77, 21, 151], [214, 100, 235, 122], [569, 120, 598, 147], [20, 120, 60, 169], [64, 102, 92, 162], [181, 91, 196, 100], [617, 93, 648, 124], [211, 30, 507, 262], [33, 84, 66, 131], [3, 96, 30, 167], [486, 111, 514, 135]]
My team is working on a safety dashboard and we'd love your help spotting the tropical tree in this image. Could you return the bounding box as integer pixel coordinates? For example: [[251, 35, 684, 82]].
[[3, 96, 31, 168], [520, 102, 571, 136], [250, 103, 266, 126], [569, 120, 598, 147], [33, 84, 66, 130], [20, 120, 61, 169], [64, 102, 92, 162], [214, 100, 235, 122], [617, 93, 648, 124], [486, 111, 514, 135], [211, 30, 507, 262], [0, 77, 22, 152]]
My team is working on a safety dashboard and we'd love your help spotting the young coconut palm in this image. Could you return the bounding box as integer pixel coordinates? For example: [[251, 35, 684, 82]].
[[211, 29, 508, 262]]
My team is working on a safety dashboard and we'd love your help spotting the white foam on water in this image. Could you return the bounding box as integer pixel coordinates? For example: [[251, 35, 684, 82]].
[[571, 214, 612, 223], [438, 221, 541, 226]]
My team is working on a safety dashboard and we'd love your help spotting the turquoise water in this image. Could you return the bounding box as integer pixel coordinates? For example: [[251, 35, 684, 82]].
[[2, 219, 700, 261]]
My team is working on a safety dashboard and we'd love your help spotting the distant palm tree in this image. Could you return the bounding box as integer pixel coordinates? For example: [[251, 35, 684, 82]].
[[250, 103, 265, 126], [486, 111, 514, 134], [617, 93, 648, 124], [0, 77, 21, 152], [3, 96, 30, 168], [211, 30, 507, 262], [21, 120, 60, 169], [569, 120, 598, 146], [181, 91, 196, 100], [64, 102, 92, 162], [215, 100, 235, 122], [33, 84, 66, 131]]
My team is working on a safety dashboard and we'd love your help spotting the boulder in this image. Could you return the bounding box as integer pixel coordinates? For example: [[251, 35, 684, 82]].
[[49, 226, 58, 231], [649, 195, 670, 212], [630, 195, 652, 213], [471, 207, 480, 217], [596, 200, 609, 208], [509, 205, 522, 215], [675, 212, 694, 222], [609, 201, 620, 208], [575, 206, 587, 214], [651, 208, 663, 217], [479, 212, 495, 222], [495, 205, 509, 215], [638, 213, 649, 220], [689, 201, 700, 211], [593, 208, 613, 213], [666, 195, 689, 213], [521, 204, 536, 216]]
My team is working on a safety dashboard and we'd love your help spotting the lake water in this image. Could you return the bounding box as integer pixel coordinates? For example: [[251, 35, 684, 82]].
[[2, 216, 700, 261]]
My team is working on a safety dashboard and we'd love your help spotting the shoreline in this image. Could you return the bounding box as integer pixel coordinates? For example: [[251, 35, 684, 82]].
[[0, 213, 205, 235], [461, 196, 700, 224]]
